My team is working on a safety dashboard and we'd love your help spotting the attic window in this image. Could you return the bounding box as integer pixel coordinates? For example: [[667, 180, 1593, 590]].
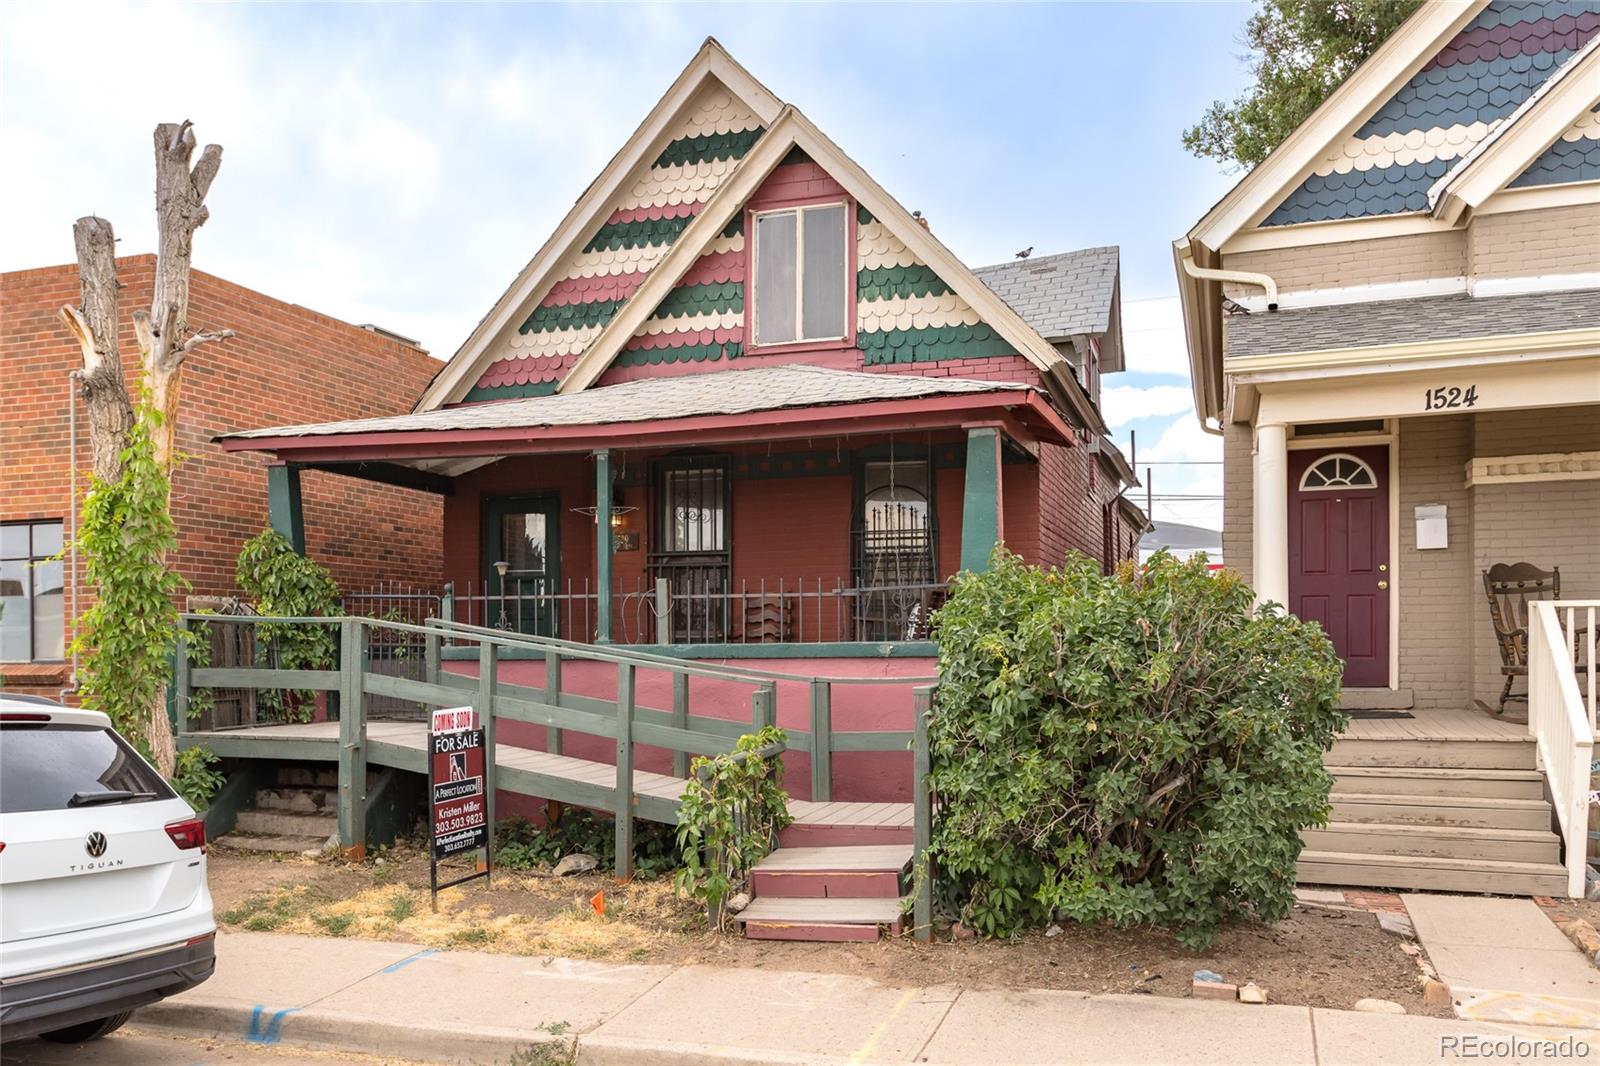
[[752, 202, 848, 346]]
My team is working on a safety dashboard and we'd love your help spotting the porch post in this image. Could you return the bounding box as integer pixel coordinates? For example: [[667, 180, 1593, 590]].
[[266, 462, 305, 553], [594, 449, 613, 643], [959, 427, 1003, 573], [1252, 422, 1290, 609]]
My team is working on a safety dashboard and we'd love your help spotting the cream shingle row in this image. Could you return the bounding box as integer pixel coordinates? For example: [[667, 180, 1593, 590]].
[[559, 234, 743, 280], [1559, 107, 1600, 143], [1312, 121, 1495, 176], [615, 157, 742, 213], [678, 87, 762, 138], [634, 308, 743, 338], [504, 322, 602, 357], [857, 292, 981, 333], [858, 221, 920, 270]]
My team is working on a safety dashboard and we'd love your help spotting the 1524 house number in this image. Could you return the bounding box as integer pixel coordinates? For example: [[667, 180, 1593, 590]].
[[1424, 385, 1478, 411]]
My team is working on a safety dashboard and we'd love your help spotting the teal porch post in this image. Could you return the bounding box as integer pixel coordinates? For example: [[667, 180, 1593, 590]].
[[958, 427, 1003, 573], [266, 463, 305, 553], [594, 449, 613, 643]]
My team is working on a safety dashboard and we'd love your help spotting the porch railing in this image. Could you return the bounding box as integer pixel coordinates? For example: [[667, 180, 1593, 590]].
[[175, 612, 940, 940], [1528, 599, 1599, 898], [443, 576, 947, 647]]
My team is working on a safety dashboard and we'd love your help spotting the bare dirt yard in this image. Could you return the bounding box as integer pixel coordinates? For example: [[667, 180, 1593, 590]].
[[207, 843, 1444, 1016]]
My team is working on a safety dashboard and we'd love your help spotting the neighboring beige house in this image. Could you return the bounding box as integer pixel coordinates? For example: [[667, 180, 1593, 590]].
[[1176, 0, 1600, 896]]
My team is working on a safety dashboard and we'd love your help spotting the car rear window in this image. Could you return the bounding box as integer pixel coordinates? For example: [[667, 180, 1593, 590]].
[[0, 724, 175, 814]]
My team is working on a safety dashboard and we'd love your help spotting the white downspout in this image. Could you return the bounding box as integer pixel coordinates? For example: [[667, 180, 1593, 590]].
[[1180, 257, 1280, 310]]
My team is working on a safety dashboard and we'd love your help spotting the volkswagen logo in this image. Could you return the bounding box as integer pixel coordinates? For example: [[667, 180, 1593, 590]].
[[84, 831, 108, 858]]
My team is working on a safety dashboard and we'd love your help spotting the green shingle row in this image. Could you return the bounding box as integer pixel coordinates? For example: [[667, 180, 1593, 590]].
[[648, 280, 743, 321], [615, 341, 740, 367], [858, 324, 1016, 365], [518, 296, 624, 335], [583, 214, 695, 253], [462, 378, 561, 402], [857, 204, 874, 226], [652, 126, 764, 169], [855, 263, 951, 303]]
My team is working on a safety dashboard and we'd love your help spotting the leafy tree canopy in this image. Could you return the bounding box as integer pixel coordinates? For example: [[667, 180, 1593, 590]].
[[1184, 0, 1424, 171]]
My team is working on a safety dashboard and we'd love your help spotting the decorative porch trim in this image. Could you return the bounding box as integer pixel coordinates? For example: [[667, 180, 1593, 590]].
[[1465, 450, 1600, 487]]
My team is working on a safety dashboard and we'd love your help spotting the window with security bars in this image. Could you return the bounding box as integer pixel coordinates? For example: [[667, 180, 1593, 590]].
[[651, 457, 731, 642], [852, 460, 939, 641]]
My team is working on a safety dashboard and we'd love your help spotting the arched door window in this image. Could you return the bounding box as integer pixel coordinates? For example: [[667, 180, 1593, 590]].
[[1298, 453, 1377, 491]]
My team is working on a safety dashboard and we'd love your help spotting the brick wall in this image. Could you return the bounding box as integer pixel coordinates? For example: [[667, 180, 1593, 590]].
[[1, 256, 444, 692], [1222, 423, 1254, 584], [1223, 231, 1467, 297], [1396, 416, 1474, 708], [1468, 204, 1600, 280]]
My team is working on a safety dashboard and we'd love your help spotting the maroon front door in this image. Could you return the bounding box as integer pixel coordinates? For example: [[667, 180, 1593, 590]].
[[1288, 446, 1389, 688]]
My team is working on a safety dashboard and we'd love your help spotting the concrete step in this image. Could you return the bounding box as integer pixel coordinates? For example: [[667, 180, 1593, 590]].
[[750, 845, 912, 899], [1327, 765, 1546, 801], [253, 786, 337, 814], [1302, 821, 1561, 864], [277, 766, 339, 789], [1325, 738, 1535, 770], [1298, 850, 1569, 897], [735, 896, 908, 942], [234, 808, 337, 838], [217, 833, 329, 855], [1330, 792, 1551, 831]]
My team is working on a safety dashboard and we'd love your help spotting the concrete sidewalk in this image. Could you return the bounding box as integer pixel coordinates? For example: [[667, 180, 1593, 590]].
[[137, 931, 1597, 1065]]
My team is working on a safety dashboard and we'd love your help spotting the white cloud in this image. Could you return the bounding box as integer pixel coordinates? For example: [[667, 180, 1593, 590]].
[[1121, 296, 1190, 378], [1100, 383, 1194, 428]]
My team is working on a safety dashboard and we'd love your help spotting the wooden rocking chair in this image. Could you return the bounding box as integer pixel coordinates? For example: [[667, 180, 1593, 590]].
[[1482, 562, 1587, 713]]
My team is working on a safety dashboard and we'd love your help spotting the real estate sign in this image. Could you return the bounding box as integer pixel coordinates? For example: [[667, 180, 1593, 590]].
[[428, 706, 490, 900]]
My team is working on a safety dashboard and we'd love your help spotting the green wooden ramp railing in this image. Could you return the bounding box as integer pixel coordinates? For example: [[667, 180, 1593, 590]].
[[174, 614, 937, 938]]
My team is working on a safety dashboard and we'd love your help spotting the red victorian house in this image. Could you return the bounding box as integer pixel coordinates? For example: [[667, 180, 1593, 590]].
[[220, 40, 1144, 687]]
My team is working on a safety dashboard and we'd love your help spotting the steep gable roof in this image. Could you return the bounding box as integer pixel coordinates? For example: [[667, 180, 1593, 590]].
[[973, 247, 1123, 371], [413, 39, 781, 411]]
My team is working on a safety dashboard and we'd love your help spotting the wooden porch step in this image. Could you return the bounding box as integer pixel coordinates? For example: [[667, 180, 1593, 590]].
[[734, 896, 908, 942], [1330, 792, 1551, 832], [1297, 850, 1568, 897], [1326, 738, 1535, 770], [1328, 765, 1546, 801], [750, 845, 912, 899], [1302, 822, 1561, 864]]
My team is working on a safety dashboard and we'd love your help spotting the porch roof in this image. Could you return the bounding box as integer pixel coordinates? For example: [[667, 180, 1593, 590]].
[[1224, 288, 1600, 359], [217, 364, 1075, 469]]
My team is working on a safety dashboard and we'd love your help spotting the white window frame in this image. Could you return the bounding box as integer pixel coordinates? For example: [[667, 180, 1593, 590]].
[[1297, 452, 1379, 492], [750, 200, 850, 348]]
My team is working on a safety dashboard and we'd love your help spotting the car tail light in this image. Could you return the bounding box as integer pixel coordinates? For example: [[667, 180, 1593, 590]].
[[165, 818, 207, 851], [0, 713, 50, 723], [186, 931, 216, 946]]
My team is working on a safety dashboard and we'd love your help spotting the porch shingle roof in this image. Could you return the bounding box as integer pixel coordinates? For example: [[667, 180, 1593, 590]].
[[219, 364, 1038, 440], [1224, 287, 1600, 358]]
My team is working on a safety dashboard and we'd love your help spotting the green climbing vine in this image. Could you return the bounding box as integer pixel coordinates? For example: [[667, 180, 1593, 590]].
[[674, 726, 792, 929], [235, 528, 341, 722], [171, 745, 225, 810], [71, 403, 190, 762]]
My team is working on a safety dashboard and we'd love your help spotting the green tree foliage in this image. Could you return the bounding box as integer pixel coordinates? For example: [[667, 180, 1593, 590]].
[[675, 727, 792, 927], [71, 405, 188, 760], [172, 745, 225, 810], [928, 550, 1344, 948], [1184, 0, 1424, 170], [235, 528, 340, 722]]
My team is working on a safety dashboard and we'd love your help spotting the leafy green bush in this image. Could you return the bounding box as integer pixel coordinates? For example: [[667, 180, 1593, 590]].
[[675, 727, 791, 927], [235, 529, 340, 722], [494, 810, 678, 878], [172, 745, 225, 810], [929, 549, 1344, 948]]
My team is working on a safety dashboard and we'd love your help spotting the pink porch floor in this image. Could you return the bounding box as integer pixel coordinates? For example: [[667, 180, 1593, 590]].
[[443, 654, 935, 820]]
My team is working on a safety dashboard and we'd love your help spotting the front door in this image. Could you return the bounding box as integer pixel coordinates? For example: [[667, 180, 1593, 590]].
[[1288, 447, 1389, 688], [484, 495, 561, 637]]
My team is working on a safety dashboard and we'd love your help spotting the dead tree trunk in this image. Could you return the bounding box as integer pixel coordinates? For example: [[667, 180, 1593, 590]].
[[58, 120, 233, 777], [59, 217, 134, 485]]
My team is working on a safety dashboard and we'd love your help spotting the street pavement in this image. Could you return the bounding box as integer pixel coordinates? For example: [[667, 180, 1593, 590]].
[[0, 1025, 428, 1065], [115, 930, 1600, 1065]]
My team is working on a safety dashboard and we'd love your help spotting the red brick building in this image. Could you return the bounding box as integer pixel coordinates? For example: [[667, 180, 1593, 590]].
[[1, 255, 444, 697]]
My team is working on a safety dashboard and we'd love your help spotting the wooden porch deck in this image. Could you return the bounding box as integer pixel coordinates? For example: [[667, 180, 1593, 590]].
[[1339, 706, 1531, 743], [184, 720, 912, 830]]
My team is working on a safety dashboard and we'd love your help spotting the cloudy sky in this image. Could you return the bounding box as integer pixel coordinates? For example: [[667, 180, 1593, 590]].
[[1, 2, 1252, 530]]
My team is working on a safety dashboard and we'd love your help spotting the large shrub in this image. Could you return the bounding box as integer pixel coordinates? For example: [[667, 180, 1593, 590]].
[[235, 528, 340, 722], [929, 549, 1344, 948]]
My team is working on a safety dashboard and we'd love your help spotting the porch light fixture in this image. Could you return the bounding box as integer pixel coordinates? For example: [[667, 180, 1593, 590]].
[[572, 487, 638, 528]]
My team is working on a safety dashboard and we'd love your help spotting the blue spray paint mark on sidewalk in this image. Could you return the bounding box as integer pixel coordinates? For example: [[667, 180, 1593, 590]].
[[246, 1004, 301, 1044], [381, 948, 438, 973]]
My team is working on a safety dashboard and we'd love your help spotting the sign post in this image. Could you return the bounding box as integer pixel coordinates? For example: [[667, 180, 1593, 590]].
[[428, 706, 490, 908]]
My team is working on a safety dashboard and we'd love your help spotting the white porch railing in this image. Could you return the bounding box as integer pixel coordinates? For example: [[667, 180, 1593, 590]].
[[1528, 600, 1599, 898]]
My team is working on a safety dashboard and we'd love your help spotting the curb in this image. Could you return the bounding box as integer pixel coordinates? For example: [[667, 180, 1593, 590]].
[[136, 998, 571, 1064]]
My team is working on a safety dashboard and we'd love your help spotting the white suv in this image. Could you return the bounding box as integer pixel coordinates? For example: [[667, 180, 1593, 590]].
[[0, 695, 215, 1044]]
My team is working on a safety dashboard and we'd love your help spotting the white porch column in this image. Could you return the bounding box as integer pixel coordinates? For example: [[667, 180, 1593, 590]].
[[1252, 422, 1290, 610]]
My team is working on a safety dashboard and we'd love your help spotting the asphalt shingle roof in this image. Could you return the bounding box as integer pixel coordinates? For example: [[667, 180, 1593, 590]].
[[219, 364, 1037, 440], [972, 246, 1120, 341], [1223, 288, 1600, 358]]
